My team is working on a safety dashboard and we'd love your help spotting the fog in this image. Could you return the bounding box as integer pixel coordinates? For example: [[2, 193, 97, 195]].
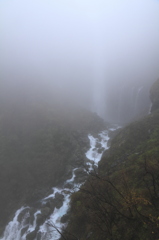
[[1, 0, 159, 122]]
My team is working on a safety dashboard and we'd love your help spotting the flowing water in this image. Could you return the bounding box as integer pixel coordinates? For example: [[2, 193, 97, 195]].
[[0, 128, 116, 240]]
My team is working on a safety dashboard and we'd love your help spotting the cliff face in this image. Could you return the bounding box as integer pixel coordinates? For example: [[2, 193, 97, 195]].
[[103, 81, 151, 125], [1, 78, 159, 238], [150, 78, 159, 113], [63, 80, 159, 240]]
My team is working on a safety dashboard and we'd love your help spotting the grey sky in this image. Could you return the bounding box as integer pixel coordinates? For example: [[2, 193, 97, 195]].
[[0, 0, 159, 111]]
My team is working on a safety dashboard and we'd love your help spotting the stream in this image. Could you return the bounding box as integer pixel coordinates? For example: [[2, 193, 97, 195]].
[[0, 128, 116, 240]]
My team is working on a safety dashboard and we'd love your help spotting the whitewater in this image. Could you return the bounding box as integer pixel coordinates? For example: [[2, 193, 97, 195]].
[[0, 128, 117, 240]]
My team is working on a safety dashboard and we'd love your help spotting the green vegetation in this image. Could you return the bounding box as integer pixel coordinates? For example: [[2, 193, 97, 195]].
[[63, 108, 159, 240], [0, 103, 105, 232], [1, 79, 159, 239]]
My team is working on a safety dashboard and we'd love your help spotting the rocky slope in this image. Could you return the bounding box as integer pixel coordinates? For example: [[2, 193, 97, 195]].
[[62, 79, 159, 240], [0, 103, 106, 235]]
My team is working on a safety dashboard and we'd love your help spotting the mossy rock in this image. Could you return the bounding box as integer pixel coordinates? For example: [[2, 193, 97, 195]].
[[63, 109, 159, 240]]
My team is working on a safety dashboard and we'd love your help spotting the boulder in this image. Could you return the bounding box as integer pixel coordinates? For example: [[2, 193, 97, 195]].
[[95, 142, 102, 148], [54, 193, 64, 209], [64, 182, 73, 189], [17, 207, 30, 223], [97, 147, 105, 154], [21, 226, 29, 236], [61, 213, 69, 223], [29, 208, 36, 226], [36, 214, 45, 226], [41, 207, 51, 217], [26, 230, 37, 240], [36, 206, 52, 226], [36, 232, 42, 240], [43, 199, 55, 212]]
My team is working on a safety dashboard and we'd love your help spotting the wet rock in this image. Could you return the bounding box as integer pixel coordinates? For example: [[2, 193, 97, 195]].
[[64, 182, 73, 189], [17, 207, 29, 223], [41, 207, 51, 217], [45, 188, 54, 197], [24, 216, 30, 226], [89, 165, 98, 173], [74, 168, 88, 183], [36, 214, 45, 226], [54, 193, 64, 209], [55, 192, 64, 201], [43, 199, 55, 212], [49, 200, 56, 211], [97, 147, 104, 154], [36, 231, 42, 240], [26, 230, 37, 240], [64, 166, 73, 180], [86, 159, 94, 165], [61, 213, 69, 223], [95, 142, 102, 148], [83, 165, 90, 172], [29, 208, 36, 225], [36, 207, 52, 226], [62, 190, 71, 195], [74, 168, 87, 177], [21, 226, 29, 236]]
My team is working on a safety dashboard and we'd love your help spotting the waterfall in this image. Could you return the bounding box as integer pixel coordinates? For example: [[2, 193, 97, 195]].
[[0, 127, 117, 240], [148, 103, 152, 114], [92, 81, 106, 120], [134, 86, 143, 114]]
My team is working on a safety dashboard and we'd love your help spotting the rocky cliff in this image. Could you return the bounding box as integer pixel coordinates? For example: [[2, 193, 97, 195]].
[[63, 79, 159, 240], [150, 78, 159, 113]]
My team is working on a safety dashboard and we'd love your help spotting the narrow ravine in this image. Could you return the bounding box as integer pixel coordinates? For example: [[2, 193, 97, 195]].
[[0, 128, 117, 240]]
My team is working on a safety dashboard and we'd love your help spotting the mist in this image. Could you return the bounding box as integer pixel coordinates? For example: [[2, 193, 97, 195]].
[[1, 0, 159, 123]]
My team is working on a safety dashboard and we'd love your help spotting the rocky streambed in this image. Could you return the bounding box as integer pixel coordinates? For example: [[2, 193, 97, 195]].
[[0, 127, 119, 240]]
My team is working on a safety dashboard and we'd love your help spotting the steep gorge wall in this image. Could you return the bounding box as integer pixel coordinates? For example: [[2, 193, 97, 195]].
[[62, 78, 159, 240], [150, 78, 159, 113], [104, 82, 151, 124]]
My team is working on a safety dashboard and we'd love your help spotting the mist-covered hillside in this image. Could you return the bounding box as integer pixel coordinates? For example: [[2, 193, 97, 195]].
[[62, 79, 159, 240], [0, 100, 106, 233], [0, 0, 159, 239]]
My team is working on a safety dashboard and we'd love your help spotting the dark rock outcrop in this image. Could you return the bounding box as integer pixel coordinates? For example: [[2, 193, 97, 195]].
[[26, 229, 37, 240], [150, 78, 159, 112], [54, 193, 64, 209]]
